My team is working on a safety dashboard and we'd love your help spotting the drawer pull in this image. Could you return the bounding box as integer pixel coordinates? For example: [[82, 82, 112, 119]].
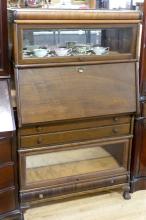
[[39, 193, 44, 199], [78, 68, 84, 73], [37, 137, 43, 144], [110, 178, 115, 184], [36, 126, 43, 132], [112, 128, 118, 134], [113, 117, 119, 122]]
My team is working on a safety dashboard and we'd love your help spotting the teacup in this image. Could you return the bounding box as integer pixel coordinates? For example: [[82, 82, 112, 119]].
[[55, 48, 69, 56], [33, 48, 48, 57], [66, 41, 76, 49], [93, 47, 109, 55], [75, 44, 91, 54]]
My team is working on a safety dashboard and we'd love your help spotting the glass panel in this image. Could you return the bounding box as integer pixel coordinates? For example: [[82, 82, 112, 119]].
[[8, 0, 96, 9], [8, 0, 138, 9], [23, 27, 133, 59], [26, 142, 125, 184]]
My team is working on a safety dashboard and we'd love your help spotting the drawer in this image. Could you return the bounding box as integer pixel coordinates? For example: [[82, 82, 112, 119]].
[[0, 139, 12, 164], [0, 188, 16, 214], [20, 115, 131, 136], [20, 123, 130, 148], [0, 165, 14, 189], [20, 175, 128, 204]]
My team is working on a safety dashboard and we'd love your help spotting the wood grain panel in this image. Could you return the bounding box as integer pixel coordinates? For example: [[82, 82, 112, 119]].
[[0, 189, 16, 214], [138, 122, 146, 176], [16, 63, 136, 126], [0, 165, 14, 189], [12, 10, 141, 21], [0, 139, 12, 164]]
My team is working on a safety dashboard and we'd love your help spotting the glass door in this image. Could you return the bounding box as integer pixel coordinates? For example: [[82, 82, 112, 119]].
[[19, 139, 130, 190], [17, 24, 138, 64]]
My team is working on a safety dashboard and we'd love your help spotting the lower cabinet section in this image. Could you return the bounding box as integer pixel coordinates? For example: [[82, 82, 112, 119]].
[[19, 136, 132, 205], [0, 188, 16, 214]]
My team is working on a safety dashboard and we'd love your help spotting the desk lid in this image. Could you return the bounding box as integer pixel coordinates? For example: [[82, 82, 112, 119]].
[[15, 63, 136, 127]]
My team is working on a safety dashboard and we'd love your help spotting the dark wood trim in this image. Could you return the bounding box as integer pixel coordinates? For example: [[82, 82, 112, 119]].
[[131, 177, 146, 192], [0, 0, 9, 77]]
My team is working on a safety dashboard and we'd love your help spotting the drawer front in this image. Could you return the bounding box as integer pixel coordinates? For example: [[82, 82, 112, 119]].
[[0, 139, 12, 164], [20, 175, 128, 204], [20, 124, 131, 148], [0, 188, 16, 214], [0, 165, 14, 189], [20, 115, 131, 136]]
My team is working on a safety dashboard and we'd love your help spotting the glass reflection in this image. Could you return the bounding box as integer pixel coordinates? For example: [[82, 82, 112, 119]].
[[23, 27, 133, 58], [26, 143, 124, 184]]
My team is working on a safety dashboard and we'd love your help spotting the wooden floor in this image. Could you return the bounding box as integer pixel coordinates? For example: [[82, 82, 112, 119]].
[[25, 190, 146, 220]]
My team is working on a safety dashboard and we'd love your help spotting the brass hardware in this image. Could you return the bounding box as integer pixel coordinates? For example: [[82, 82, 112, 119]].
[[112, 128, 118, 134], [39, 193, 44, 199], [36, 126, 43, 132], [113, 117, 118, 122], [77, 67, 84, 73], [110, 178, 114, 184]]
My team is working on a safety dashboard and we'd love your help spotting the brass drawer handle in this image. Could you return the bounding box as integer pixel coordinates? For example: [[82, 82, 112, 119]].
[[113, 117, 119, 122], [36, 126, 43, 132], [39, 193, 44, 199], [110, 178, 115, 184], [112, 128, 119, 134], [37, 137, 43, 144], [77, 67, 84, 73]]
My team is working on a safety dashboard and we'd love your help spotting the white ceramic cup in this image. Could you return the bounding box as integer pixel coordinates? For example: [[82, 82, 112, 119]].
[[33, 48, 48, 57], [55, 48, 69, 56], [93, 47, 109, 55]]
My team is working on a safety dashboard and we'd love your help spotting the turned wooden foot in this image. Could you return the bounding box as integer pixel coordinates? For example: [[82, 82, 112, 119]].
[[123, 186, 131, 200]]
